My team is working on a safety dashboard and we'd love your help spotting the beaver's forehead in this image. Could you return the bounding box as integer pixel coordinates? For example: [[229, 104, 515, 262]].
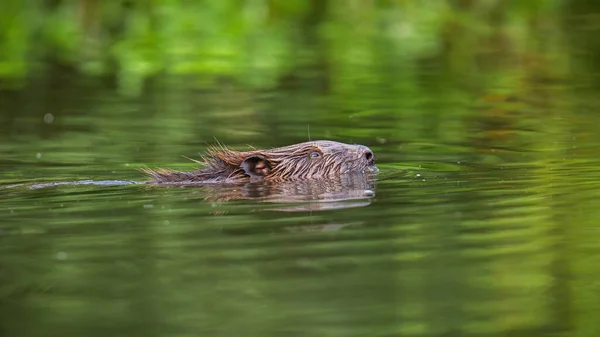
[[268, 140, 370, 154], [310, 140, 365, 152]]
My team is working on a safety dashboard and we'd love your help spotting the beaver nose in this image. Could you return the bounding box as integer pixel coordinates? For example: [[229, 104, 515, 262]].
[[363, 148, 375, 165]]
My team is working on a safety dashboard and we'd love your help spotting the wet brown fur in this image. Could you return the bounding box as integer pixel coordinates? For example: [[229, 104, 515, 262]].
[[142, 140, 377, 184]]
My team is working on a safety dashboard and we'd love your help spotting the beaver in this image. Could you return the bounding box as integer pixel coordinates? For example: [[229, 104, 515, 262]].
[[142, 140, 378, 184]]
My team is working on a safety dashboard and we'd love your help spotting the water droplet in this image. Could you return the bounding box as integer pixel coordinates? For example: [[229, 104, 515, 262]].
[[43, 113, 54, 124]]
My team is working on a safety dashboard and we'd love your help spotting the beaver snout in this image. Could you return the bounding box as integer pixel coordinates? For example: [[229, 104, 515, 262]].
[[358, 145, 378, 173], [358, 146, 375, 165], [363, 149, 375, 165]]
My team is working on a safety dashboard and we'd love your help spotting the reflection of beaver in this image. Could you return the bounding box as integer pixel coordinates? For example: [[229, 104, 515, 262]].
[[143, 140, 378, 184]]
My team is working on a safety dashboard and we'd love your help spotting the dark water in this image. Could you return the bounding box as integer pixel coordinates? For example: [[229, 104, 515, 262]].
[[3, 10, 600, 337]]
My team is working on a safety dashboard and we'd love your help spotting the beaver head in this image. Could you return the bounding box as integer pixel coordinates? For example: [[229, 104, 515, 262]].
[[143, 140, 378, 184]]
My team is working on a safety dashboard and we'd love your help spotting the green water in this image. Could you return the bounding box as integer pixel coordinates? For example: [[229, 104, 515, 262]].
[[2, 1, 600, 337]]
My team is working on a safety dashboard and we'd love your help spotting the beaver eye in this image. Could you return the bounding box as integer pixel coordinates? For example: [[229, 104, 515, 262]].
[[310, 152, 321, 159]]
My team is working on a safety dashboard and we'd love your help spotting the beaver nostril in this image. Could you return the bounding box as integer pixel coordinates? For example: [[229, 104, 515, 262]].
[[364, 150, 374, 163]]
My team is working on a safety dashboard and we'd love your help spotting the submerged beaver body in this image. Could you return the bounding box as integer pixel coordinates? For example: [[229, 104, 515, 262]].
[[143, 140, 378, 184]]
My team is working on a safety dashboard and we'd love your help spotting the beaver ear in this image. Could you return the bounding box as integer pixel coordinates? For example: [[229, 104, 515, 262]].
[[240, 155, 272, 178]]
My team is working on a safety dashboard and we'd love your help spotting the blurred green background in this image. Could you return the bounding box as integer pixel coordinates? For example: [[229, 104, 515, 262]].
[[1, 0, 598, 95], [3, 0, 600, 161]]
